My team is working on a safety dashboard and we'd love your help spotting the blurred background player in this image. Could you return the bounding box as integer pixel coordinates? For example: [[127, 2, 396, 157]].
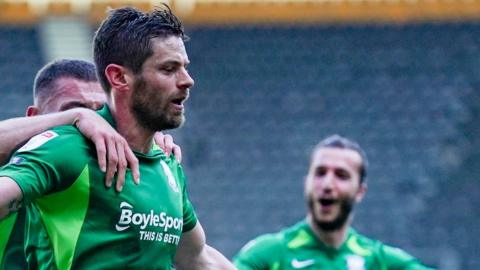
[[234, 135, 434, 269], [0, 59, 183, 269], [0, 5, 234, 269]]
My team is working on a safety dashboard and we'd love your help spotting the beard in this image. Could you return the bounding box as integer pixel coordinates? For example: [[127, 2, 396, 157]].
[[308, 197, 354, 232], [131, 75, 184, 132]]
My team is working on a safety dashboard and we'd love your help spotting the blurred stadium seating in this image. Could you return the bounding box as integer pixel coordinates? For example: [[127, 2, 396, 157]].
[[0, 25, 43, 118], [178, 22, 479, 269], [1, 1, 480, 269]]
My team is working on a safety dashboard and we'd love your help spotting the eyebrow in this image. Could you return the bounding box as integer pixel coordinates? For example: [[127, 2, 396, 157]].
[[159, 58, 190, 66]]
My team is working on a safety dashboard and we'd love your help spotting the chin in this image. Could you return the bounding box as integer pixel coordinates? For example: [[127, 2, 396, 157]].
[[162, 118, 184, 130]]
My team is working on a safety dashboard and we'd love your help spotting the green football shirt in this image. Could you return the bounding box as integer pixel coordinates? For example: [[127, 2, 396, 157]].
[[234, 220, 435, 270], [0, 209, 27, 270], [0, 106, 197, 270]]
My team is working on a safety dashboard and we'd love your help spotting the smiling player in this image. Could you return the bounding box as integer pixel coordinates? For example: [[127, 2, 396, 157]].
[[234, 135, 434, 270]]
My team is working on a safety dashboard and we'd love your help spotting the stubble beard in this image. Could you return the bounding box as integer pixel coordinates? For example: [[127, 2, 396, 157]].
[[308, 197, 354, 232], [131, 76, 184, 132]]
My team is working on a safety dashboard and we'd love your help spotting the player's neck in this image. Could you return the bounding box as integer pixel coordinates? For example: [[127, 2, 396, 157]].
[[307, 215, 351, 249], [109, 102, 155, 154]]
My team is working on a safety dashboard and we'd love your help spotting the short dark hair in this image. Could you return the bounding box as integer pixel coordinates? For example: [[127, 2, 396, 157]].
[[93, 5, 186, 93], [313, 134, 369, 183], [33, 59, 97, 105]]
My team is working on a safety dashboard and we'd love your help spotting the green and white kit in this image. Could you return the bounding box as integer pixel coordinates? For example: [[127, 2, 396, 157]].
[[234, 220, 435, 270], [0, 106, 197, 270]]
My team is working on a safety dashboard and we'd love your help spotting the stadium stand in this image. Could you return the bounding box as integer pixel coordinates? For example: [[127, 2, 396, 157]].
[[0, 26, 43, 119], [175, 22, 479, 269]]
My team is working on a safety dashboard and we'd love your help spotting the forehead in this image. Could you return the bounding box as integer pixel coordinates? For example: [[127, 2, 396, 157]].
[[148, 36, 188, 62], [310, 147, 362, 172], [50, 77, 105, 102]]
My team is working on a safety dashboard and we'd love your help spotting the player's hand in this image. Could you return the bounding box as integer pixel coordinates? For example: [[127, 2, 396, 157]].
[[73, 108, 140, 191], [154, 132, 182, 163]]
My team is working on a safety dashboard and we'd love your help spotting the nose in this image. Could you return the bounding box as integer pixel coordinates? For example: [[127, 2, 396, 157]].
[[320, 172, 335, 192], [178, 68, 194, 90]]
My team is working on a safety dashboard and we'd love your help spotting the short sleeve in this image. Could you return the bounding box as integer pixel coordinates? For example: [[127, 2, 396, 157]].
[[234, 234, 284, 270], [0, 128, 91, 204]]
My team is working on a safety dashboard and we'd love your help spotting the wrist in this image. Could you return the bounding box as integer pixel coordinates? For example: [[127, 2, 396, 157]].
[[70, 108, 86, 128]]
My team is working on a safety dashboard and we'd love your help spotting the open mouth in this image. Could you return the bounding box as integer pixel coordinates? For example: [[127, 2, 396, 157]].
[[319, 198, 336, 206], [171, 97, 184, 106]]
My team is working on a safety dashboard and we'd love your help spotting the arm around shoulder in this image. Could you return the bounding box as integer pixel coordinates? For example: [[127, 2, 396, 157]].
[[0, 109, 85, 165], [174, 222, 235, 270]]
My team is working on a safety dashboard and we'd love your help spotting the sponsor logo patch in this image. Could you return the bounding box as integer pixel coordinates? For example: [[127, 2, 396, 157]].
[[18, 131, 58, 152], [115, 201, 183, 245]]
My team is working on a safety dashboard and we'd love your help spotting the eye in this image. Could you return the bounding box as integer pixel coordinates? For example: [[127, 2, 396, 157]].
[[315, 167, 327, 177], [162, 66, 175, 73], [335, 169, 350, 180]]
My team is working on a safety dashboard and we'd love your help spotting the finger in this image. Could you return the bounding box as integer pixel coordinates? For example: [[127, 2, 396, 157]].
[[115, 140, 127, 192], [94, 137, 107, 173], [162, 134, 174, 157], [154, 132, 166, 151], [105, 137, 118, 188], [124, 146, 140, 185], [172, 145, 182, 163]]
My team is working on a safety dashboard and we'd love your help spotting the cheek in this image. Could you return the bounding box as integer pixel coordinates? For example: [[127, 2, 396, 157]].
[[305, 180, 323, 198], [310, 178, 326, 191], [304, 178, 314, 192]]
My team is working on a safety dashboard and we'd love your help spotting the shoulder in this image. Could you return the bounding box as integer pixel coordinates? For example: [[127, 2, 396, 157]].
[[351, 232, 433, 269], [11, 126, 92, 175], [234, 232, 285, 269], [379, 244, 429, 268], [17, 126, 88, 155], [240, 221, 309, 252], [242, 232, 286, 253]]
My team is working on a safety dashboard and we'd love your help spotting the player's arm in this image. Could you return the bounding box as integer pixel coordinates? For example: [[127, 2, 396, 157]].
[[0, 111, 80, 165], [174, 222, 235, 270], [0, 177, 23, 220], [0, 108, 140, 191]]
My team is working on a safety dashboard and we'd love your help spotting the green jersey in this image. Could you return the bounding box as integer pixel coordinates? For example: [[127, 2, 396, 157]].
[[0, 106, 198, 270], [0, 209, 27, 270], [234, 220, 435, 270]]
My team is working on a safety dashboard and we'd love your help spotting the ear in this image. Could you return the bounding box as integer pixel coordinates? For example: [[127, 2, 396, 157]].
[[104, 64, 131, 92], [355, 183, 367, 203], [26, 106, 39, 117], [303, 175, 309, 197]]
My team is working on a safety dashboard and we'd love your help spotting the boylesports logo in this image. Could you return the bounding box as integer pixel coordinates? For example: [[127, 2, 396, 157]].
[[115, 201, 183, 232]]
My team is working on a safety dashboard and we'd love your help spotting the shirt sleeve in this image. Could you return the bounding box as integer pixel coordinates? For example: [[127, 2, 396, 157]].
[[234, 234, 283, 270], [380, 244, 437, 270], [0, 129, 91, 204]]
